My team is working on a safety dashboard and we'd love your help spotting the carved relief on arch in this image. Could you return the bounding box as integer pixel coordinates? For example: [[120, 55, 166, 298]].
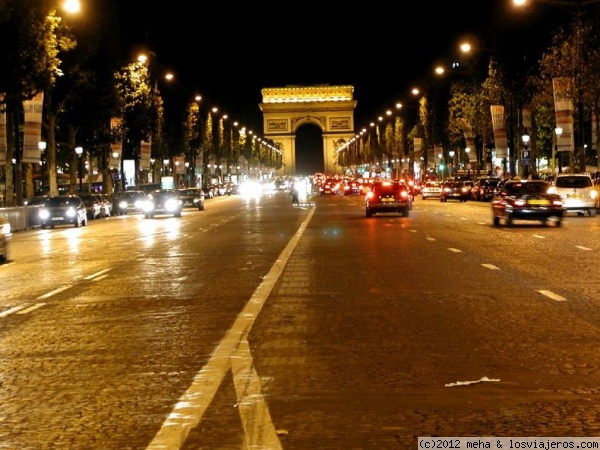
[[291, 115, 326, 132]]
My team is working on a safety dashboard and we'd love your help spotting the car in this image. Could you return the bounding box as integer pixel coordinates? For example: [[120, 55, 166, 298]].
[[343, 179, 364, 196], [24, 195, 50, 227], [421, 181, 442, 200], [177, 188, 205, 210], [143, 189, 183, 218], [38, 195, 88, 229], [319, 178, 339, 196], [470, 177, 500, 201], [114, 190, 147, 215], [79, 193, 104, 219], [491, 178, 565, 227], [0, 215, 11, 263], [440, 180, 472, 202], [547, 173, 598, 217], [365, 180, 412, 218]]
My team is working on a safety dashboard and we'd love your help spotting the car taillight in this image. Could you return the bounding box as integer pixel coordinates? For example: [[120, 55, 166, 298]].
[[399, 191, 408, 199], [552, 200, 563, 206], [366, 191, 374, 200], [514, 199, 526, 206]]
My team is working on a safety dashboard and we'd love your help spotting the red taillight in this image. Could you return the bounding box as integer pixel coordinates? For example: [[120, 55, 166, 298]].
[[399, 191, 408, 199], [366, 191, 374, 200]]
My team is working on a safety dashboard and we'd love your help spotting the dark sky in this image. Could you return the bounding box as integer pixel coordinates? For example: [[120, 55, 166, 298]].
[[115, 1, 565, 135]]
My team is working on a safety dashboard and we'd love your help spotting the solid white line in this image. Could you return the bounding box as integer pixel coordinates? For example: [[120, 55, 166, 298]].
[[84, 268, 112, 280], [147, 205, 316, 450], [36, 284, 72, 300], [481, 264, 500, 270], [448, 248, 462, 253], [537, 290, 567, 301], [0, 305, 26, 317], [533, 235, 545, 239], [16, 303, 46, 314], [576, 245, 592, 251]]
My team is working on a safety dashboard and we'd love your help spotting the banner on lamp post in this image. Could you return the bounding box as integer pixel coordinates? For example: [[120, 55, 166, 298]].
[[552, 77, 575, 153], [413, 137, 423, 162], [110, 118, 122, 169], [140, 140, 151, 171], [490, 105, 508, 158], [460, 119, 478, 163], [22, 92, 44, 164]]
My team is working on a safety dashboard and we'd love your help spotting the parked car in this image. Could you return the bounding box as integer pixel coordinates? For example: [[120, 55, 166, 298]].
[[0, 215, 11, 263], [115, 190, 147, 215], [97, 193, 113, 217], [365, 180, 412, 218], [440, 180, 472, 202], [548, 173, 598, 217], [177, 188, 205, 210], [143, 189, 183, 218], [39, 195, 88, 229], [491, 178, 565, 227], [421, 181, 442, 200], [79, 193, 104, 219], [470, 177, 500, 201]]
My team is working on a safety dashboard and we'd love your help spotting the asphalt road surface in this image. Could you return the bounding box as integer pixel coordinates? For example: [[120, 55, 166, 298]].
[[2, 190, 600, 449]]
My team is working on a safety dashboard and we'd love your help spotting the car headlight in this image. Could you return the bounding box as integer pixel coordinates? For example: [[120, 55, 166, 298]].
[[143, 200, 154, 212], [165, 199, 180, 211], [39, 209, 49, 220], [65, 208, 77, 218], [119, 200, 128, 209]]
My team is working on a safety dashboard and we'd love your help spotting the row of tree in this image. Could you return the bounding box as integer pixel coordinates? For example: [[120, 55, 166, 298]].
[[336, 11, 600, 180], [0, 0, 281, 207]]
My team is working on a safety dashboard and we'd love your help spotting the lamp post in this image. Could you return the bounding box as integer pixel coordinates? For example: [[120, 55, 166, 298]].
[[449, 150, 455, 177], [38, 141, 47, 194], [75, 146, 83, 192], [555, 127, 563, 174]]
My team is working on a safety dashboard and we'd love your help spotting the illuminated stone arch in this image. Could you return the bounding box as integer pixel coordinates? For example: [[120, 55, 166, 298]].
[[259, 85, 356, 176]]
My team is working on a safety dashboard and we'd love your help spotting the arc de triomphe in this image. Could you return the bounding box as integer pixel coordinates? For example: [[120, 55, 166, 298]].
[[259, 85, 357, 176]]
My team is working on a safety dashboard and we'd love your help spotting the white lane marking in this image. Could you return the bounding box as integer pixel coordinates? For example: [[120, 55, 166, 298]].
[[576, 245, 592, 251], [448, 248, 462, 253], [537, 290, 567, 301], [533, 235, 545, 239], [481, 264, 500, 270], [426, 237, 435, 241], [16, 303, 46, 314], [93, 275, 110, 282], [409, 229, 417, 233], [36, 285, 72, 300], [147, 206, 316, 450], [0, 305, 26, 317], [84, 268, 112, 280]]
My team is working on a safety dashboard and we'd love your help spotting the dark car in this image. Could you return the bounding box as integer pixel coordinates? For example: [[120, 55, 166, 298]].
[[143, 189, 183, 218], [24, 195, 50, 227], [470, 177, 500, 201], [115, 190, 147, 215], [365, 180, 412, 218], [39, 195, 88, 229], [440, 180, 472, 202], [177, 188, 205, 210], [491, 178, 565, 227]]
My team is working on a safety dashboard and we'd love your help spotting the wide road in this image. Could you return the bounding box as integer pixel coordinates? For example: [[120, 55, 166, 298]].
[[2, 189, 600, 449]]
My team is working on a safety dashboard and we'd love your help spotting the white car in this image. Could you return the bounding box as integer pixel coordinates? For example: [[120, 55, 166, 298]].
[[548, 173, 598, 217], [421, 181, 442, 200], [0, 216, 11, 263]]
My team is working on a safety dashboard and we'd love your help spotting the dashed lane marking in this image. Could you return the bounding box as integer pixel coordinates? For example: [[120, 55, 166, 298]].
[[537, 290, 567, 301]]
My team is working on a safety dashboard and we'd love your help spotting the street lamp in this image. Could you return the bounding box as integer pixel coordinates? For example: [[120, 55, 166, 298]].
[[449, 150, 455, 177], [75, 146, 83, 192]]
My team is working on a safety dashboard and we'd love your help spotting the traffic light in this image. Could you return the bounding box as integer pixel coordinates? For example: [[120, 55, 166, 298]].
[[439, 163, 445, 171]]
